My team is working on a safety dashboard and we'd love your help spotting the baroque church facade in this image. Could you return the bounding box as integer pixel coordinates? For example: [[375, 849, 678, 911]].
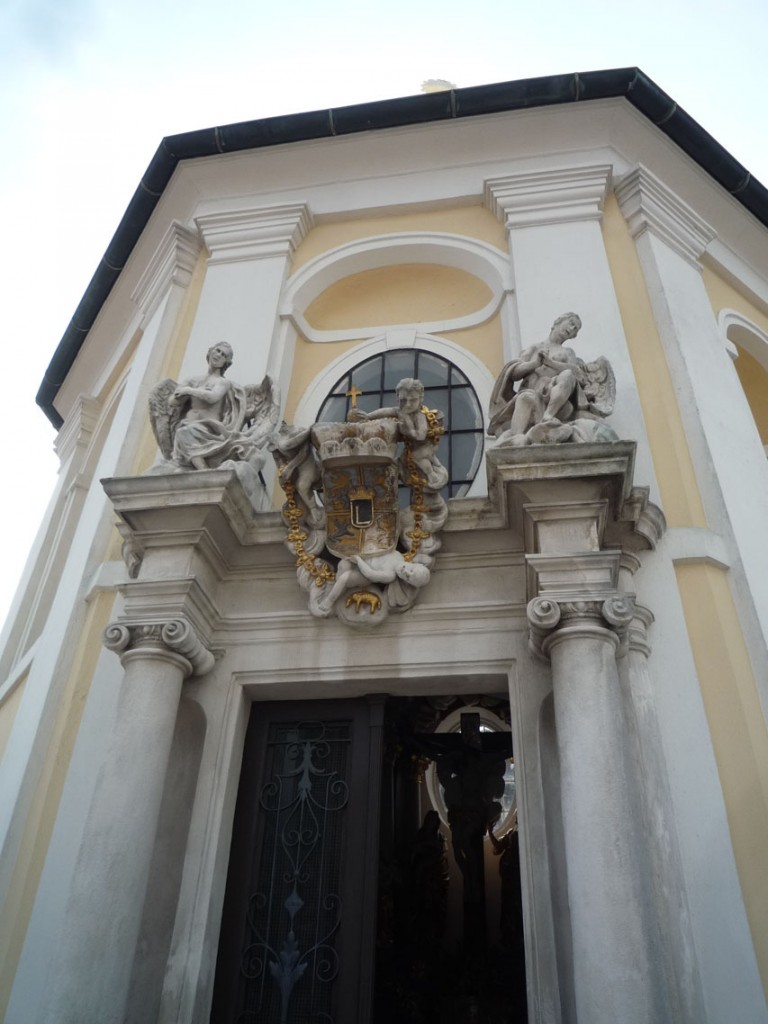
[[1, 69, 767, 1023]]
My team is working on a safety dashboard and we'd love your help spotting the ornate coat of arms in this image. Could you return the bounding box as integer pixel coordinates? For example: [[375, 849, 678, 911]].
[[274, 378, 449, 627]]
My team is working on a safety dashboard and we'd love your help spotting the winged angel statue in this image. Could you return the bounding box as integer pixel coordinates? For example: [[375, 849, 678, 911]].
[[148, 342, 280, 477], [488, 313, 618, 446]]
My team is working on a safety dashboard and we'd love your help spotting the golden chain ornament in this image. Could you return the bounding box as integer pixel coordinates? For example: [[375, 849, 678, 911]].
[[282, 480, 336, 587], [402, 406, 444, 563]]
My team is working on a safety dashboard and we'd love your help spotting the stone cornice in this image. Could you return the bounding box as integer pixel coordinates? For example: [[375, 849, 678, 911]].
[[54, 394, 101, 464], [103, 618, 215, 677], [484, 165, 612, 230], [130, 221, 200, 321], [615, 165, 716, 268], [196, 203, 314, 265]]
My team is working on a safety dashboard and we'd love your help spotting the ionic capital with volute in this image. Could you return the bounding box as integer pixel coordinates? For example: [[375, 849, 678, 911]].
[[103, 618, 215, 677], [527, 593, 635, 660]]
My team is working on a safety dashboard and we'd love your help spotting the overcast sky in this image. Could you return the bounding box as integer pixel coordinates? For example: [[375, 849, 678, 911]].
[[1, 0, 767, 631]]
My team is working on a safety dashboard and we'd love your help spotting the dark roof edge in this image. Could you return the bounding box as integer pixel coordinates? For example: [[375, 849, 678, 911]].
[[37, 66, 768, 428]]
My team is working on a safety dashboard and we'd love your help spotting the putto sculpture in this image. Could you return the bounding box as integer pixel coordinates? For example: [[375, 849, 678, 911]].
[[274, 378, 448, 627], [148, 342, 281, 479], [488, 313, 618, 446]]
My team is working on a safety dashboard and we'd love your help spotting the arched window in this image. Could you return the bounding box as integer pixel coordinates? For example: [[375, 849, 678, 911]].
[[316, 348, 485, 497]]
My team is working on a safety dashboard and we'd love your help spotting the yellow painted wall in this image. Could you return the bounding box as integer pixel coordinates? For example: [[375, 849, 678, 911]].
[[0, 252, 208, 1016], [601, 194, 707, 528], [305, 264, 493, 330], [0, 591, 115, 1021], [291, 204, 506, 272], [0, 675, 27, 763], [676, 564, 768, 996], [283, 206, 506, 426], [701, 266, 768, 337], [604, 195, 768, 995]]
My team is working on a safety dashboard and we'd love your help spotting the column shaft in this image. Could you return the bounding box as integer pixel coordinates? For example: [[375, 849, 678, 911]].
[[548, 624, 658, 1024], [40, 638, 194, 1023]]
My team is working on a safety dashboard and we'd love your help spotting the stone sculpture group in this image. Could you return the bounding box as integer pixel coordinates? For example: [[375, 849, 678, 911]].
[[145, 314, 618, 623], [488, 313, 618, 446]]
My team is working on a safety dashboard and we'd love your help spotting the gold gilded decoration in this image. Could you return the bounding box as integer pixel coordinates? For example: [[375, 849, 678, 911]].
[[423, 405, 446, 446], [274, 378, 450, 626], [282, 481, 336, 587], [324, 464, 398, 559], [345, 384, 363, 408], [345, 590, 383, 614], [401, 405, 444, 562]]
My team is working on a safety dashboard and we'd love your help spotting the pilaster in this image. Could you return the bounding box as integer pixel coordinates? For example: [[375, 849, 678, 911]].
[[130, 221, 201, 327], [484, 166, 657, 489], [485, 165, 611, 230], [615, 165, 715, 269], [179, 202, 314, 391], [615, 164, 768, 658], [196, 203, 313, 265]]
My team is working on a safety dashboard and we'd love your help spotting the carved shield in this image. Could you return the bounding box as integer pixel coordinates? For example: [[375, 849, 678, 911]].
[[323, 461, 399, 558]]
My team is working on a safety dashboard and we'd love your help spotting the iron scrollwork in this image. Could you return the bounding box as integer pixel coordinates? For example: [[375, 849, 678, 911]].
[[239, 721, 350, 1023]]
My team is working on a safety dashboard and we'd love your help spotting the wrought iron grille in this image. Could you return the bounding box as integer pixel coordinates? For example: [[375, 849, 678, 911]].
[[237, 720, 351, 1024]]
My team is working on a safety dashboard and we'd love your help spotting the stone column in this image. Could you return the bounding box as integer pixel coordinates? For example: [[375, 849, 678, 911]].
[[528, 594, 663, 1024], [39, 619, 213, 1024], [617, 558, 705, 1023]]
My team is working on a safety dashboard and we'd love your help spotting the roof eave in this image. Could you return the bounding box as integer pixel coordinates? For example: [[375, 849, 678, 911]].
[[37, 66, 768, 429]]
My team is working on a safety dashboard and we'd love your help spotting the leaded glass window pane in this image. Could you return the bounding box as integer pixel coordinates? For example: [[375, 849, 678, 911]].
[[316, 349, 485, 496]]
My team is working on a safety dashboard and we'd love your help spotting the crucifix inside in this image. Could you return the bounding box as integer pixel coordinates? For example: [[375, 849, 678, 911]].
[[411, 712, 512, 950], [374, 700, 527, 1024]]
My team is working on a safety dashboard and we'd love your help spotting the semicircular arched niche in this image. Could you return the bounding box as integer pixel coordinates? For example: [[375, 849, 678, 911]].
[[304, 262, 494, 332], [280, 231, 513, 343]]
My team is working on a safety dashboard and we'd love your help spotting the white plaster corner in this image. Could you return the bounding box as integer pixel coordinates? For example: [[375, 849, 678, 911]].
[[664, 527, 731, 570], [130, 222, 201, 323], [614, 166, 716, 268], [54, 395, 101, 464]]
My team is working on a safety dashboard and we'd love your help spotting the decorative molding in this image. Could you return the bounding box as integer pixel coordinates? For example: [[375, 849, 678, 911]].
[[130, 221, 200, 320], [605, 485, 666, 552], [54, 394, 101, 464], [279, 231, 513, 343], [196, 203, 313, 265], [116, 521, 144, 579], [484, 165, 612, 230], [718, 308, 768, 366], [103, 617, 214, 677], [615, 166, 716, 268], [627, 603, 654, 659], [525, 551, 621, 603]]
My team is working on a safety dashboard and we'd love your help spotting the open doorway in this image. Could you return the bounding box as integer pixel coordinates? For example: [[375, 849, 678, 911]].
[[374, 695, 527, 1024]]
